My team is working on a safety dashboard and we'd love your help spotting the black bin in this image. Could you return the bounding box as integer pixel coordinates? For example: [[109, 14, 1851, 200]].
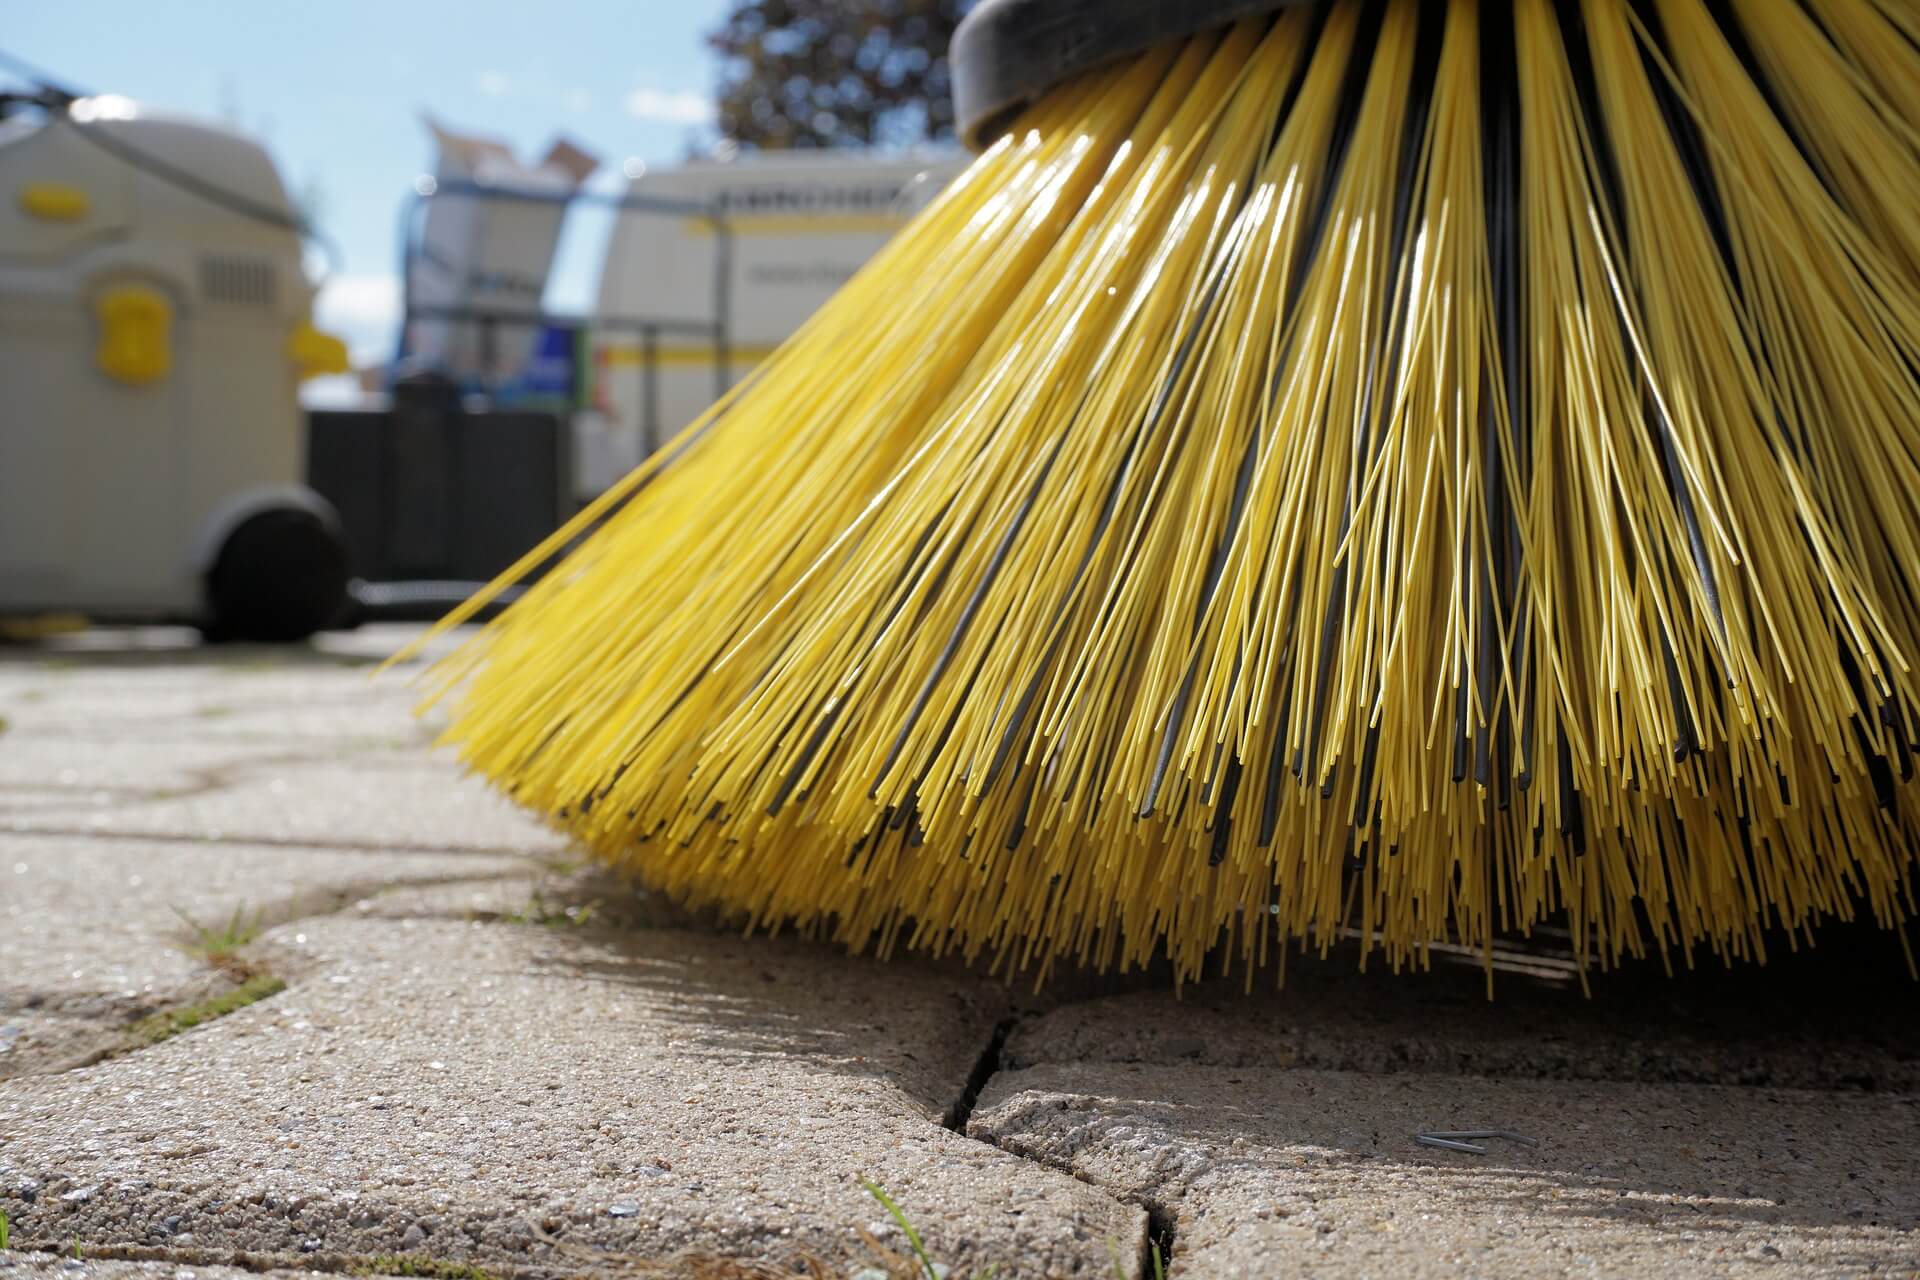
[[307, 371, 569, 585]]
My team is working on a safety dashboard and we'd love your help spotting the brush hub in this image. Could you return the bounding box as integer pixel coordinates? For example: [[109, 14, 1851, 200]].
[[950, 0, 1301, 149]]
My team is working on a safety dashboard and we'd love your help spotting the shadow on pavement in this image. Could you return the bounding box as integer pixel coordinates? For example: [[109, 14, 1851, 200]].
[[502, 866, 1918, 1245]]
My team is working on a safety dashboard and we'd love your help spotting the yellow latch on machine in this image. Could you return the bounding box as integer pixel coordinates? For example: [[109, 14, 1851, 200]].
[[288, 321, 350, 381], [19, 183, 90, 221], [95, 284, 172, 385]]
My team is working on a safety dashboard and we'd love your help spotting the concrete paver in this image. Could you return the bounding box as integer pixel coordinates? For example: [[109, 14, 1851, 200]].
[[0, 666, 410, 747], [3, 630, 1146, 1274], [6, 763, 571, 859], [1, 915, 1144, 1277], [973, 977, 1920, 1277], [0, 833, 533, 1078], [0, 648, 557, 860], [972, 1060, 1918, 1277], [0, 739, 293, 796], [0, 1259, 328, 1280], [8, 625, 1920, 1278]]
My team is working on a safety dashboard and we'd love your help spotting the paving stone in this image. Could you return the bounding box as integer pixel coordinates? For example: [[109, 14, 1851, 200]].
[[0, 666, 397, 738], [2, 692, 433, 753], [972, 1061, 1920, 1278], [0, 626, 440, 752], [357, 868, 694, 937], [0, 915, 1146, 1277], [0, 833, 534, 1078], [973, 973, 1920, 1279], [0, 788, 108, 819], [0, 741, 330, 813], [17, 624, 1913, 1277], [0, 631, 536, 853], [7, 763, 568, 859], [3, 623, 436, 671], [0, 1258, 328, 1280]]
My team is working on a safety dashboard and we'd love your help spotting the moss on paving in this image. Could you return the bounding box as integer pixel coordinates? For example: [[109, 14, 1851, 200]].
[[350, 1255, 501, 1280], [127, 973, 286, 1046]]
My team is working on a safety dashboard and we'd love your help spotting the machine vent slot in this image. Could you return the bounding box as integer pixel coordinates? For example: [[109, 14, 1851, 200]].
[[199, 256, 277, 306]]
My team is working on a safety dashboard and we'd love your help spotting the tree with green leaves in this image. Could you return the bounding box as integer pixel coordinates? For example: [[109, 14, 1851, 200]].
[[709, 0, 972, 149]]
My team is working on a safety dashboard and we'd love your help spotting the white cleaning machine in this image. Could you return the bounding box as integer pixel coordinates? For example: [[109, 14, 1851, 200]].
[[0, 88, 350, 639]]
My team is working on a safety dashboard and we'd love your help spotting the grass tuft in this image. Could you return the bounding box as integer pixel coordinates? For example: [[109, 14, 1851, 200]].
[[503, 888, 600, 929], [173, 903, 274, 978], [174, 903, 265, 958]]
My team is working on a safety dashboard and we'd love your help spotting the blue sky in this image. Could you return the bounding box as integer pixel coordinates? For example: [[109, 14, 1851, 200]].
[[7, 0, 736, 364]]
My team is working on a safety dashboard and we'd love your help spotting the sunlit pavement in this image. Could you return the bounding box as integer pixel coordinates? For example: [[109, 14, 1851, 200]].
[[0, 626, 1914, 1278]]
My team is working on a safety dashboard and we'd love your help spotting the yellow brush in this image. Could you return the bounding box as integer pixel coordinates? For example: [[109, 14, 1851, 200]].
[[405, 0, 1920, 988]]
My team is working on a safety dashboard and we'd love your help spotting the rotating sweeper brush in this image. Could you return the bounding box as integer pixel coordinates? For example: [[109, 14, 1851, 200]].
[[407, 0, 1920, 986]]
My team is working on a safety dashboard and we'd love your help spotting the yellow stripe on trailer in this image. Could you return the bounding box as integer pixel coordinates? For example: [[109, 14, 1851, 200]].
[[599, 343, 780, 369]]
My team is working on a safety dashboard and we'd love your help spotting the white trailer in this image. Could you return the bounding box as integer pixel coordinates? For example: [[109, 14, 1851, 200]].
[[576, 148, 964, 495], [0, 93, 351, 638]]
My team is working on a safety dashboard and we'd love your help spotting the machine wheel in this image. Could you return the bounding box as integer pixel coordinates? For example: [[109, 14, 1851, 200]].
[[203, 507, 350, 643]]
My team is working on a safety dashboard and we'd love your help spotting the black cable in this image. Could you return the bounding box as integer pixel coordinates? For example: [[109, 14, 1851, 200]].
[[0, 46, 344, 280], [63, 117, 345, 277], [347, 580, 524, 624], [0, 46, 86, 99]]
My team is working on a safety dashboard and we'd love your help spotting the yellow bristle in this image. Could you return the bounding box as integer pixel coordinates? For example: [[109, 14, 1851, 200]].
[[399, 0, 1920, 988]]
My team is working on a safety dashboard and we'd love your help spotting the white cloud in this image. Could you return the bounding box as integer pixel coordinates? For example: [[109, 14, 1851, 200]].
[[624, 87, 713, 124], [314, 273, 402, 366], [476, 69, 511, 96], [299, 373, 367, 410]]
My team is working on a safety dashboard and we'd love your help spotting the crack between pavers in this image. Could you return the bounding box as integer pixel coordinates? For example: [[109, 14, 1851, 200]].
[[5, 1232, 820, 1279], [2, 825, 552, 862], [204, 868, 552, 949], [0, 1239, 545, 1280], [1, 742, 525, 846], [0, 746, 365, 822], [150, 749, 373, 804], [1143, 1205, 1177, 1280], [941, 1016, 1014, 1133], [968, 1124, 1183, 1280], [32, 967, 294, 1078], [940, 1012, 1177, 1278], [8, 867, 547, 1082]]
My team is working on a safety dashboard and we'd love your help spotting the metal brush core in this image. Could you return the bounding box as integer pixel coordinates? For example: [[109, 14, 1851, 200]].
[[950, 0, 1303, 149]]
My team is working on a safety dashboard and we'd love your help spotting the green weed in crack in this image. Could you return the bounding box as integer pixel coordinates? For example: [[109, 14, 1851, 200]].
[[1107, 1236, 1166, 1280], [858, 1178, 1000, 1280], [173, 903, 264, 959], [348, 1254, 501, 1280], [503, 887, 600, 928]]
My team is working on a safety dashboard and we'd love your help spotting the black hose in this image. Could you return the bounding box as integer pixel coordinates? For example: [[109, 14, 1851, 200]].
[[344, 580, 524, 626]]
